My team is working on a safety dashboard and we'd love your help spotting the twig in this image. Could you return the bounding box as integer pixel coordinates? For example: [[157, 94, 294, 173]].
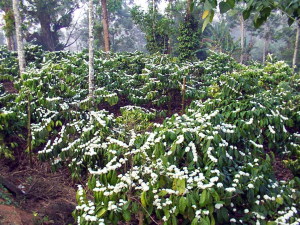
[[129, 196, 160, 225]]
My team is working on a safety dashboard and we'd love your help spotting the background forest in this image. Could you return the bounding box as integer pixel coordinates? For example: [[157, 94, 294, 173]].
[[0, 0, 299, 69]]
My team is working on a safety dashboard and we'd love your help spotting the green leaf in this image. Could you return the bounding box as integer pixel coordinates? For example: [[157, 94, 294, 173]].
[[191, 218, 199, 225], [220, 207, 229, 222], [190, 1, 195, 13], [243, 9, 251, 20], [46, 124, 52, 132], [158, 190, 168, 197], [219, 2, 231, 14], [200, 216, 210, 225], [171, 215, 177, 225], [226, 0, 235, 8], [210, 215, 216, 225], [173, 179, 186, 195], [97, 208, 107, 217], [253, 15, 265, 28], [288, 18, 294, 26], [276, 196, 284, 205], [179, 197, 187, 214], [202, 17, 210, 32], [200, 189, 207, 207], [141, 191, 147, 207], [123, 210, 131, 222]]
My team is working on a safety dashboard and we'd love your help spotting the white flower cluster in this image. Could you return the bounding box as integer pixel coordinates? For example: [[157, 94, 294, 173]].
[[76, 185, 105, 224], [207, 147, 218, 163], [249, 140, 264, 149]]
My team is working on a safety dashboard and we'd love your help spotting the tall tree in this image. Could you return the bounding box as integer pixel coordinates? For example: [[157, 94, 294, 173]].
[[262, 21, 270, 64], [12, 0, 25, 73], [24, 0, 79, 51], [177, 0, 201, 60], [293, 21, 300, 69], [239, 13, 245, 63], [226, 3, 250, 63], [101, 0, 110, 52], [88, 0, 94, 98], [1, 0, 16, 50]]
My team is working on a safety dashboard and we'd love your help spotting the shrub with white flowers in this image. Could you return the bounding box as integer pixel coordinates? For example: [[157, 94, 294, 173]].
[[1, 47, 300, 224]]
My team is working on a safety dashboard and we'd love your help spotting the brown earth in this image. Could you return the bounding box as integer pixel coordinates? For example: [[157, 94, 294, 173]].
[[1, 80, 18, 94], [0, 203, 33, 225], [273, 156, 294, 181], [0, 156, 79, 225]]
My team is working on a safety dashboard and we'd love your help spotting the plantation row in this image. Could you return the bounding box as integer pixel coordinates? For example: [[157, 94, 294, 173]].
[[0, 46, 300, 224]]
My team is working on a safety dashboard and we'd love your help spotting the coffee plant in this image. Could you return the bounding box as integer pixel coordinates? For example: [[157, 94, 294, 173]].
[[0, 46, 299, 224]]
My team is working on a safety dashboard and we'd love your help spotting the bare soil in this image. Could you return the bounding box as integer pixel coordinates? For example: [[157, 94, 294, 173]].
[[0, 156, 79, 225]]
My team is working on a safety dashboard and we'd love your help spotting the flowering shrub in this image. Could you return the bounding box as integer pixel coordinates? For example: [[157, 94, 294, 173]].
[[74, 107, 300, 224], [0, 46, 299, 224]]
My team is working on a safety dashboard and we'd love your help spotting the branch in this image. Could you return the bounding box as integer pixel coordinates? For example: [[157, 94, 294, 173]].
[[0, 175, 25, 198], [62, 17, 80, 48], [24, 31, 40, 42], [63, 34, 81, 48]]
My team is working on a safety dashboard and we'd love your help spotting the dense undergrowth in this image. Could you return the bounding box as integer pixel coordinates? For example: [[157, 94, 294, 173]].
[[0, 45, 300, 224]]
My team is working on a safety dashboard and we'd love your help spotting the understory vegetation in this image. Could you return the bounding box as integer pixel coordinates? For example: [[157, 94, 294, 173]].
[[0, 45, 300, 224]]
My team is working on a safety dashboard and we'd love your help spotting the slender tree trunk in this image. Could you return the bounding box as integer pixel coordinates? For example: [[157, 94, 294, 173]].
[[3, 8, 16, 51], [7, 36, 14, 51], [88, 0, 94, 99], [187, 0, 193, 18], [100, 0, 110, 52], [292, 21, 300, 69], [12, 0, 26, 74], [166, 0, 173, 55], [27, 95, 32, 168], [263, 23, 269, 64], [239, 14, 245, 64], [13, 34, 17, 51], [152, 0, 156, 47]]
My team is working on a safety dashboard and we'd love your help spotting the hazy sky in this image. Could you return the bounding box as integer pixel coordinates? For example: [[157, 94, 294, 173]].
[[134, 0, 168, 12]]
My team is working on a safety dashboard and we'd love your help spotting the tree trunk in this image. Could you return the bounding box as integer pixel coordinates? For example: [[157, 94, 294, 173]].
[[7, 35, 14, 51], [12, 0, 26, 74], [40, 16, 56, 51], [239, 14, 245, 64], [292, 21, 300, 69], [152, 0, 156, 47], [3, 8, 16, 51], [187, 0, 193, 18], [263, 23, 269, 64], [166, 0, 173, 55], [101, 0, 110, 52], [0, 175, 25, 198], [88, 0, 94, 99]]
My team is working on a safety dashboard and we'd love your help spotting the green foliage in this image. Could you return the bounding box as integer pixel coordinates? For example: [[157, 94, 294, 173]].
[[0, 185, 14, 206], [2, 9, 15, 37], [23, 0, 80, 51], [177, 15, 201, 61], [116, 106, 160, 132], [131, 5, 172, 54], [206, 20, 240, 57], [200, 0, 300, 30]]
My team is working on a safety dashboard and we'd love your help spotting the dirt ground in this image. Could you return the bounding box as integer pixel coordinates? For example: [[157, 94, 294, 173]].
[[0, 156, 80, 225]]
